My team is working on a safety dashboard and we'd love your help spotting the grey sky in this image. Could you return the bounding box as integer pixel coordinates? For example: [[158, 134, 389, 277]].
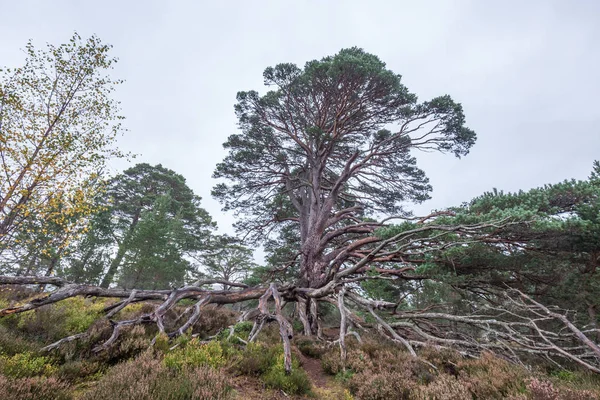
[[2, 0, 599, 239]]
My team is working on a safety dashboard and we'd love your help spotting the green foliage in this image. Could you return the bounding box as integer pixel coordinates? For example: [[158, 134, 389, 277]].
[[91, 163, 215, 288], [199, 235, 257, 288], [295, 336, 327, 359], [262, 353, 312, 395], [0, 32, 126, 262], [0, 352, 55, 378], [163, 339, 226, 370], [117, 194, 193, 289], [9, 297, 106, 341], [233, 341, 279, 376], [230, 341, 311, 395], [213, 47, 475, 245]]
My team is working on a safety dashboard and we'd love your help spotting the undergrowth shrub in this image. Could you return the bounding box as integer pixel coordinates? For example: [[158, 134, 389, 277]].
[[322, 348, 372, 375], [5, 297, 106, 342], [214, 320, 254, 343], [0, 325, 37, 355], [347, 369, 414, 400], [412, 374, 471, 400], [261, 353, 312, 395], [295, 335, 327, 358], [457, 352, 527, 399], [164, 339, 226, 370], [191, 307, 237, 337], [82, 353, 233, 400], [231, 341, 311, 395], [0, 375, 71, 400], [233, 341, 279, 376], [419, 346, 461, 376], [527, 378, 599, 400], [56, 359, 104, 383], [0, 351, 55, 377]]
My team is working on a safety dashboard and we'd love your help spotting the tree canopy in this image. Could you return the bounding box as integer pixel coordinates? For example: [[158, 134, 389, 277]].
[[213, 47, 475, 289], [0, 33, 125, 253]]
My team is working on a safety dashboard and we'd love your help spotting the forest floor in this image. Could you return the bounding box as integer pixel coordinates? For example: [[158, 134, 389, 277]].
[[1, 292, 600, 400]]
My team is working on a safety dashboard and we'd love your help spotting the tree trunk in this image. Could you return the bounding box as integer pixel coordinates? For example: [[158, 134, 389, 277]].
[[100, 209, 141, 288], [100, 244, 127, 288], [588, 303, 599, 343]]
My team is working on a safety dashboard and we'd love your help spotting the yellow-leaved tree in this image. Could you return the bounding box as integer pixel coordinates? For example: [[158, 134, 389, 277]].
[[0, 33, 125, 265]]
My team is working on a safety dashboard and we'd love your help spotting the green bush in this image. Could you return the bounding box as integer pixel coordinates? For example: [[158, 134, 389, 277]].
[[191, 307, 237, 337], [164, 339, 226, 370], [9, 297, 106, 342], [262, 353, 312, 396], [0, 325, 37, 355], [295, 336, 327, 358], [56, 360, 103, 383], [0, 352, 55, 377], [233, 341, 279, 376], [233, 321, 253, 336]]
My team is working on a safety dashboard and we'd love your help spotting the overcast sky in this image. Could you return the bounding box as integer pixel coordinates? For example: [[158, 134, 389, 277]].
[[2, 0, 599, 241]]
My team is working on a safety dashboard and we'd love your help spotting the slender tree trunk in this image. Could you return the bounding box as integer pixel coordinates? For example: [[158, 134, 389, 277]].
[[100, 244, 128, 288], [588, 303, 599, 343], [100, 209, 141, 288], [37, 250, 64, 292]]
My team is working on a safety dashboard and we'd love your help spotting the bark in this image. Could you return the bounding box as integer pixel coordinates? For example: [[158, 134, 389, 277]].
[[337, 287, 347, 369], [296, 296, 312, 336]]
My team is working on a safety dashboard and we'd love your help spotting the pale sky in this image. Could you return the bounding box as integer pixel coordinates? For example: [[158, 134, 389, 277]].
[[2, 0, 599, 241]]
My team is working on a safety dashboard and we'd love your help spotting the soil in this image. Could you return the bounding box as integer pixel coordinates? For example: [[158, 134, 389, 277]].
[[298, 352, 329, 389], [233, 350, 337, 399]]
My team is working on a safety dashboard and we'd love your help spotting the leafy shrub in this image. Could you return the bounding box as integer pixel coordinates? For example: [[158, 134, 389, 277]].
[[10, 297, 106, 342], [56, 359, 103, 382], [214, 321, 254, 343], [233, 342, 280, 376], [0, 351, 55, 377], [0, 325, 37, 355], [82, 353, 233, 400], [232, 321, 253, 337], [262, 353, 312, 395], [0, 375, 72, 400], [164, 339, 226, 370], [191, 307, 237, 337], [295, 335, 327, 358]]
